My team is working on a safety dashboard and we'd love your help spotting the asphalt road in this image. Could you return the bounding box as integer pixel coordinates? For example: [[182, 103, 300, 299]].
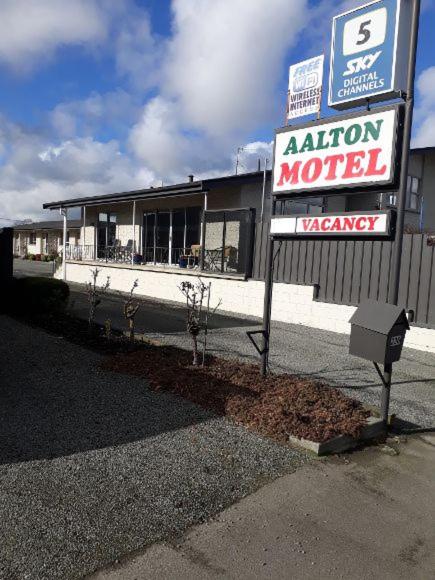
[[67, 285, 435, 432], [13, 258, 55, 278]]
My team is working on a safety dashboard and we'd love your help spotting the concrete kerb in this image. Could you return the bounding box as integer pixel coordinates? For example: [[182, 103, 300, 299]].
[[288, 416, 386, 456]]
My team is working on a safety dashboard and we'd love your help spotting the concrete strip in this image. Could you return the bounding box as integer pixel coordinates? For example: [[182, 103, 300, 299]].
[[90, 434, 435, 580], [288, 417, 386, 456]]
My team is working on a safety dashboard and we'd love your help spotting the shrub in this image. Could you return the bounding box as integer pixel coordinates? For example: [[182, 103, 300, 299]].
[[28, 254, 35, 261], [35, 254, 42, 261], [10, 277, 70, 315]]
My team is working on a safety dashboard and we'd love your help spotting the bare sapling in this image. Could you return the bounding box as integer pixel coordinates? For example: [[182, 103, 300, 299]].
[[104, 319, 112, 340], [86, 267, 110, 327], [179, 279, 221, 366], [123, 279, 140, 341]]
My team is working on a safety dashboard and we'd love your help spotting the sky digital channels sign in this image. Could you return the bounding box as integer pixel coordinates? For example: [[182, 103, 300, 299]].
[[288, 55, 324, 120], [272, 105, 400, 196], [328, 0, 411, 109]]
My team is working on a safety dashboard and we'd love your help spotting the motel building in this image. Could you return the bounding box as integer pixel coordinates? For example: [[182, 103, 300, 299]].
[[14, 220, 81, 259], [40, 146, 435, 354]]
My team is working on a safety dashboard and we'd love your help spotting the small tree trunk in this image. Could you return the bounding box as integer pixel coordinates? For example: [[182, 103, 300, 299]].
[[191, 334, 199, 366], [88, 304, 94, 327], [129, 319, 134, 342]]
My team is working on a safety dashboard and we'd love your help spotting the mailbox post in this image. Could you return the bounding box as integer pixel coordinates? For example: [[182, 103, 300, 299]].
[[349, 299, 409, 427]]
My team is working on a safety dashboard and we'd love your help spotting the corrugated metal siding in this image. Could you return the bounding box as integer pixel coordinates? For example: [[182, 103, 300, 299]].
[[252, 221, 435, 327]]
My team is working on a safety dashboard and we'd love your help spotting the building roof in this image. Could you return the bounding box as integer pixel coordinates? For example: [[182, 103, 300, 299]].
[[42, 171, 272, 210], [15, 220, 82, 231], [410, 146, 435, 156]]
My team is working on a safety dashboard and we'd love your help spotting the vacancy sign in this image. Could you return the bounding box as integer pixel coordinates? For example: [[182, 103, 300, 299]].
[[273, 105, 400, 196], [288, 55, 324, 120], [270, 211, 392, 238], [329, 0, 411, 109]]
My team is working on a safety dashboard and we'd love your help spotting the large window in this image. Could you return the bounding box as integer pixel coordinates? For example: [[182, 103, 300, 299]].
[[97, 212, 117, 258], [29, 232, 36, 245], [275, 197, 324, 216], [142, 207, 201, 265], [203, 209, 255, 276]]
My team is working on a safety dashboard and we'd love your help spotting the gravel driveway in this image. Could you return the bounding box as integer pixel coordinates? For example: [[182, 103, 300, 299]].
[[0, 316, 307, 580]]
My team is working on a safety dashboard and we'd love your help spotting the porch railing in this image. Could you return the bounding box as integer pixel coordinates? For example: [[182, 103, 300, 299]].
[[65, 244, 96, 261], [64, 243, 243, 273]]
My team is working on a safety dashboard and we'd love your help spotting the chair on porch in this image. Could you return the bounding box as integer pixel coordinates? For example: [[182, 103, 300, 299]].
[[121, 239, 133, 263]]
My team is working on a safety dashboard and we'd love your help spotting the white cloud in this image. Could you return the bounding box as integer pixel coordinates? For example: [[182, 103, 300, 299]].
[[412, 66, 435, 148], [129, 96, 234, 180], [114, 7, 163, 91], [50, 89, 141, 139], [0, 0, 110, 72], [0, 118, 154, 221], [233, 141, 273, 174], [164, 0, 307, 137], [129, 0, 309, 179]]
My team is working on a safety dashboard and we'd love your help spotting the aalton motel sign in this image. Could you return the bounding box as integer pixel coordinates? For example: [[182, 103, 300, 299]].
[[270, 210, 394, 239], [272, 104, 402, 197]]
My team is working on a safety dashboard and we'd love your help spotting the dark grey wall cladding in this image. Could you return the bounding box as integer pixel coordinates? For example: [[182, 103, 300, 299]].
[[252, 220, 435, 328]]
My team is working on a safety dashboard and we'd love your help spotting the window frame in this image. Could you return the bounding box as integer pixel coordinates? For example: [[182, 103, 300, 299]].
[[386, 175, 422, 213]]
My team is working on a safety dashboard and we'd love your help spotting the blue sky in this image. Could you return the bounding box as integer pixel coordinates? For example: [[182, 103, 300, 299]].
[[0, 0, 434, 222]]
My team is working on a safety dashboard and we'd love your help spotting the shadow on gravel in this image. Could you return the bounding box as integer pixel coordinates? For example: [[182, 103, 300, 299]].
[[0, 361, 213, 465]]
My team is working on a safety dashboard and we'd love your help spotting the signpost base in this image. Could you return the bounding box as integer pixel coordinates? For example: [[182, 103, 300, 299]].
[[374, 362, 393, 429]]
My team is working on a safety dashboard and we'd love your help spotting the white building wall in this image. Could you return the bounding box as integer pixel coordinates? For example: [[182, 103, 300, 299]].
[[60, 262, 435, 354], [27, 234, 42, 255]]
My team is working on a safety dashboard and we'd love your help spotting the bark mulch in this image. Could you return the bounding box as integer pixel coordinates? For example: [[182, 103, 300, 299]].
[[101, 344, 370, 444]]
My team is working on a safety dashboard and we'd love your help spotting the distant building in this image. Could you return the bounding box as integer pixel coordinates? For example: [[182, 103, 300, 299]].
[[13, 220, 81, 258]]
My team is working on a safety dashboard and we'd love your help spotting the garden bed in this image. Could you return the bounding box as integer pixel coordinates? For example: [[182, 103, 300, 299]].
[[9, 307, 372, 447], [101, 345, 370, 445]]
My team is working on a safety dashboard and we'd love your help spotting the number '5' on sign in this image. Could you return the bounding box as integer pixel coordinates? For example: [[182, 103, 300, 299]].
[[343, 7, 387, 55]]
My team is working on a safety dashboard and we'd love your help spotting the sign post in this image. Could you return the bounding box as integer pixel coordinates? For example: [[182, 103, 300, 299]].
[[259, 0, 420, 399], [384, 0, 421, 426], [389, 0, 420, 306]]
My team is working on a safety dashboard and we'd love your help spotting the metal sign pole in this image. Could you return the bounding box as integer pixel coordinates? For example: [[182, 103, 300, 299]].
[[261, 235, 274, 377], [389, 0, 421, 306], [384, 0, 420, 428], [261, 198, 277, 377]]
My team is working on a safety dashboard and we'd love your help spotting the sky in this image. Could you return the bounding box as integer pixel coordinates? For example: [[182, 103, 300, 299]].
[[0, 0, 434, 224]]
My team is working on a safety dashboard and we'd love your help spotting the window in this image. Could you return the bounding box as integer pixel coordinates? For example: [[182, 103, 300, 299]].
[[387, 193, 397, 207], [275, 197, 324, 216], [407, 176, 421, 211], [387, 176, 422, 212], [97, 212, 117, 254], [29, 232, 36, 245]]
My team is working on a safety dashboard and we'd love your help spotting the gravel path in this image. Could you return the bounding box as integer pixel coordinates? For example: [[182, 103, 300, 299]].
[[68, 287, 435, 431], [0, 316, 307, 580]]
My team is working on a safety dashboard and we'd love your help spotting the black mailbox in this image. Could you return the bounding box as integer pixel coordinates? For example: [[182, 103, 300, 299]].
[[349, 299, 410, 365]]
